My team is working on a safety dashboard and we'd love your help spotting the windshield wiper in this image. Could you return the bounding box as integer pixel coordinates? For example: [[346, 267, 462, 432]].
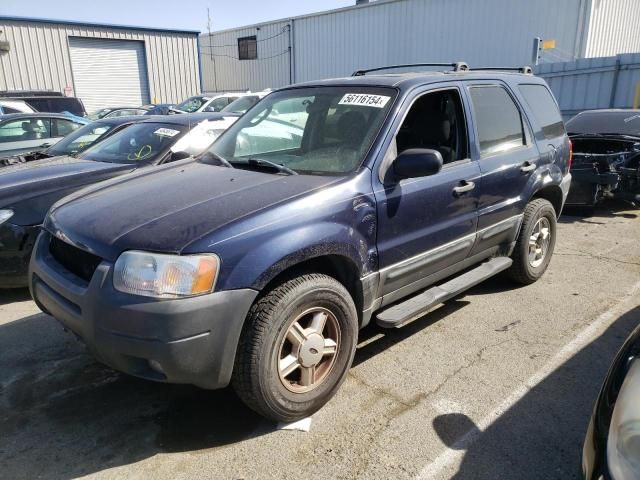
[[244, 158, 298, 176]]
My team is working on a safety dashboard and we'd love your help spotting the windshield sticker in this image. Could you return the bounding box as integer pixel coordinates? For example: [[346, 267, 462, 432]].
[[154, 128, 180, 138], [339, 93, 391, 108]]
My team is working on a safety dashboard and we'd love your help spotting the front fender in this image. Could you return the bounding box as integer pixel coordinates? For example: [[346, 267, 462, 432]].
[[219, 221, 374, 291]]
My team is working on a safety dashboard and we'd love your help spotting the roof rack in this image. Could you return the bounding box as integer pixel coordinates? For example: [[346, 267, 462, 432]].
[[352, 62, 469, 76], [468, 66, 533, 75]]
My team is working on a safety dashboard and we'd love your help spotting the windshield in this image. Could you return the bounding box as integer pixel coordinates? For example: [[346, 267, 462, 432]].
[[78, 122, 187, 164], [175, 96, 209, 113], [567, 111, 640, 137], [206, 87, 396, 175], [221, 95, 261, 114], [47, 122, 118, 156]]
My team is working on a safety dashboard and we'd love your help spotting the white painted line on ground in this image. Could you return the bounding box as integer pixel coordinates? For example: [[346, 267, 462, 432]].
[[416, 280, 640, 480]]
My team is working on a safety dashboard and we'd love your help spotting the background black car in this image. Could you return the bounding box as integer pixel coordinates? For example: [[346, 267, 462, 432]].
[[583, 322, 640, 479], [87, 107, 150, 120], [0, 115, 139, 166], [566, 109, 640, 206], [0, 112, 235, 287], [0, 113, 88, 158]]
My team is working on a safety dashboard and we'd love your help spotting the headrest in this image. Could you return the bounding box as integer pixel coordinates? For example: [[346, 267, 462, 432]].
[[423, 112, 451, 144]]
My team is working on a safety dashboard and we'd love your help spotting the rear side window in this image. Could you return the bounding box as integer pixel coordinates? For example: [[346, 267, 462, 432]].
[[50, 98, 85, 116], [0, 118, 51, 142], [469, 86, 524, 156], [518, 84, 565, 139]]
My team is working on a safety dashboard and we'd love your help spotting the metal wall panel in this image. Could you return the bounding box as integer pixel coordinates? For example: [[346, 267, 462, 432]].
[[534, 53, 640, 120], [585, 0, 640, 58], [200, 20, 291, 93], [0, 19, 200, 105], [200, 0, 589, 92]]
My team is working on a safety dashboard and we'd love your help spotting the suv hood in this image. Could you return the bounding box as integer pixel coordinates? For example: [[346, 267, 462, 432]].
[[45, 162, 340, 261], [0, 156, 133, 225]]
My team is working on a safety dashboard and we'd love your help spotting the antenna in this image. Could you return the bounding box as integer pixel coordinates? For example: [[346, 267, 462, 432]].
[[207, 7, 218, 92]]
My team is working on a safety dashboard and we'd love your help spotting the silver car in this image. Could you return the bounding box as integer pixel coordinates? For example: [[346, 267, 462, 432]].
[[0, 113, 87, 157]]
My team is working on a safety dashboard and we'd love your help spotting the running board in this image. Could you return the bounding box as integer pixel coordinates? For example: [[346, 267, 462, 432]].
[[375, 257, 513, 328]]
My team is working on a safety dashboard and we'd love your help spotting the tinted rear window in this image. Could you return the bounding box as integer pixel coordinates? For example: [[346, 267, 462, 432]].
[[24, 97, 85, 115], [518, 84, 565, 139], [469, 85, 525, 156]]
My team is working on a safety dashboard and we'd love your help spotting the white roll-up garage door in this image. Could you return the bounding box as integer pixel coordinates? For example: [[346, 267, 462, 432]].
[[69, 37, 150, 113]]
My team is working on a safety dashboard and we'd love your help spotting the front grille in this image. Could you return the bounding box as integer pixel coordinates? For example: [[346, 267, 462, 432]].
[[49, 235, 102, 282]]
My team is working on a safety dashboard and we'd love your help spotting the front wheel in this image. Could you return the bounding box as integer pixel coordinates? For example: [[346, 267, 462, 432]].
[[507, 198, 557, 284], [232, 273, 358, 422]]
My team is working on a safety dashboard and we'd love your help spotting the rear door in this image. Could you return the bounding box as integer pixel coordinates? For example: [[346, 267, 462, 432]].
[[517, 83, 568, 174], [464, 82, 539, 255]]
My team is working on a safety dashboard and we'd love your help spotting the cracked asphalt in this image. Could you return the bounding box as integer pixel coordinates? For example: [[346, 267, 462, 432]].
[[1, 201, 639, 480]]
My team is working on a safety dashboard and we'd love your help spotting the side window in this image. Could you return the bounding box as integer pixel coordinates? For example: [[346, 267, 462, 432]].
[[53, 119, 81, 137], [0, 118, 51, 142], [395, 88, 468, 164], [518, 84, 565, 139], [24, 99, 48, 112], [469, 86, 524, 156]]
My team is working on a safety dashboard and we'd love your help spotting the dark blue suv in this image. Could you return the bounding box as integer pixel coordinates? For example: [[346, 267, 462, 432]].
[[29, 63, 572, 422]]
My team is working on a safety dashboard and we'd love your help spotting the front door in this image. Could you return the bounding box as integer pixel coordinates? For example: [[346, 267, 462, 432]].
[[0, 117, 54, 157], [374, 85, 480, 301]]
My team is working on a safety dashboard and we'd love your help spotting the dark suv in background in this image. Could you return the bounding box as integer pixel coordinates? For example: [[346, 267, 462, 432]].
[[0, 90, 86, 116], [29, 63, 571, 422]]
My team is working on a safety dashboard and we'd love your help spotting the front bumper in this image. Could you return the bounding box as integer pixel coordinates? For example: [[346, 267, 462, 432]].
[[0, 223, 40, 288], [29, 231, 258, 389]]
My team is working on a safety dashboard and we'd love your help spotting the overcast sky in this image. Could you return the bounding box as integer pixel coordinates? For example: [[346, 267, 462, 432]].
[[1, 0, 357, 32]]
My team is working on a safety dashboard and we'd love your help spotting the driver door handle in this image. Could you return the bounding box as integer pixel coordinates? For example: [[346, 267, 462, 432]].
[[452, 180, 475, 196], [520, 161, 536, 173]]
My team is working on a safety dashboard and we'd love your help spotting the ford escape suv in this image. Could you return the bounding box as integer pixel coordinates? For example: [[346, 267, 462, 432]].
[[29, 63, 572, 422]]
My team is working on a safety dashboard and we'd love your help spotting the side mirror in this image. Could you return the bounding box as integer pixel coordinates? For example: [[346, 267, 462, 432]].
[[203, 106, 219, 112], [393, 148, 443, 180]]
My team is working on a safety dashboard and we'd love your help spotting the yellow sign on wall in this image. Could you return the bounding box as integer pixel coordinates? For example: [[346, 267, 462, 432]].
[[542, 39, 556, 50]]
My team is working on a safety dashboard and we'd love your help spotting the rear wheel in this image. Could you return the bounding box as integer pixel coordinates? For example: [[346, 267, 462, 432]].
[[508, 198, 557, 284], [232, 273, 358, 422]]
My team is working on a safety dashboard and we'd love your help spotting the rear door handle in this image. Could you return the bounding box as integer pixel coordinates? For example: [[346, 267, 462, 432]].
[[520, 161, 536, 173], [452, 180, 475, 196]]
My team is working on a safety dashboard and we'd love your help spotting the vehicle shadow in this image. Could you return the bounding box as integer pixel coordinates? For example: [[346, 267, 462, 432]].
[[0, 287, 32, 305], [0, 313, 274, 480], [561, 199, 638, 224], [432, 305, 640, 479]]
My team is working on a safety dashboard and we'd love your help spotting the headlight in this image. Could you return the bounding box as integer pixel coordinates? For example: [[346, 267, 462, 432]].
[[607, 360, 640, 479], [0, 209, 14, 226], [113, 251, 219, 298]]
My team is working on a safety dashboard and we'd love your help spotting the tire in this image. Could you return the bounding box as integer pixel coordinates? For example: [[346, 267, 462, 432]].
[[507, 198, 557, 285], [232, 273, 358, 422]]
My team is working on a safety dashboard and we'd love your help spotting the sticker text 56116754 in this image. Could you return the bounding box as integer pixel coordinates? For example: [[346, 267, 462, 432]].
[[338, 93, 391, 108]]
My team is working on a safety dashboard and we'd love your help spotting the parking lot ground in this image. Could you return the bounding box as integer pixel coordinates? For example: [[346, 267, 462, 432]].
[[1, 201, 639, 480]]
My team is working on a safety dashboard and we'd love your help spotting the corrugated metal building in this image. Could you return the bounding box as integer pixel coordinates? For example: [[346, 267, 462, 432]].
[[0, 16, 201, 111], [200, 0, 640, 93]]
